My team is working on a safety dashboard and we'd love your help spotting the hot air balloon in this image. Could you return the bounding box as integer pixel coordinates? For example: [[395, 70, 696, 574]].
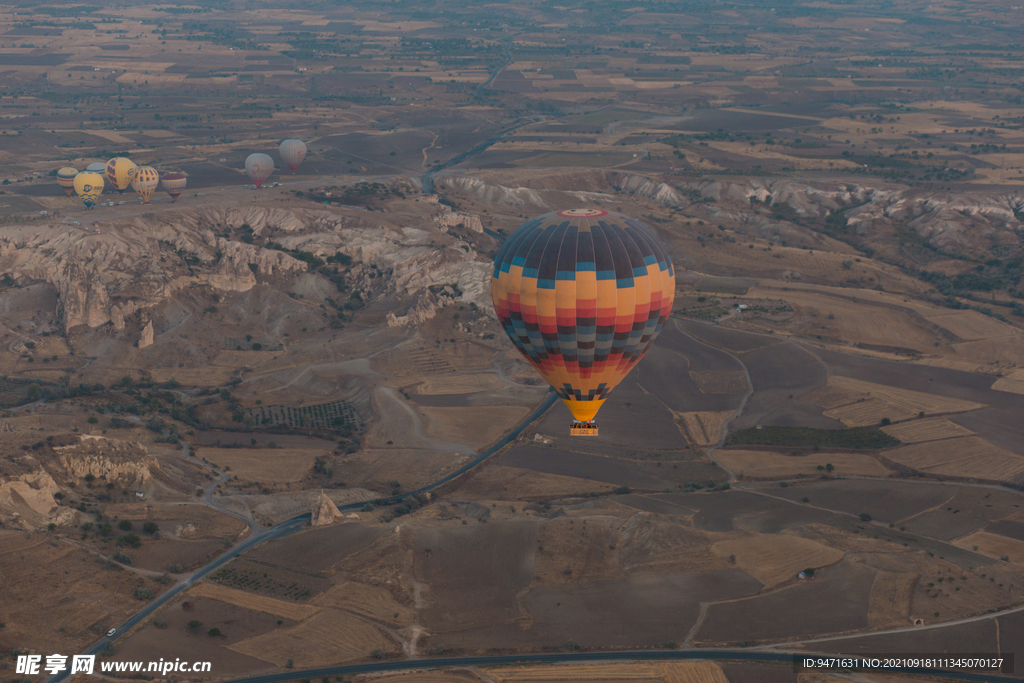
[[73, 172, 105, 209], [85, 162, 107, 174], [131, 166, 159, 203], [160, 172, 187, 202], [56, 167, 78, 196], [245, 153, 274, 188], [279, 139, 307, 173], [491, 209, 675, 435], [105, 157, 137, 194]]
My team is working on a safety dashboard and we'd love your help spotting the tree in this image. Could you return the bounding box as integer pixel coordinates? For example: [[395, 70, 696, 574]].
[[118, 520, 133, 531], [187, 620, 203, 632], [26, 383, 40, 401], [825, 463, 834, 473], [87, 416, 98, 424], [142, 522, 159, 535], [859, 513, 873, 522], [207, 628, 221, 637]]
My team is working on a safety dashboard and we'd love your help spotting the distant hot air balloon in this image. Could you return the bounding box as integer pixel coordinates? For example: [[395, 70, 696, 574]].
[[105, 157, 137, 194], [56, 167, 78, 196], [131, 166, 159, 204], [245, 153, 274, 188], [491, 209, 675, 434], [85, 162, 107, 174], [160, 172, 187, 202], [73, 172, 105, 209], [279, 139, 307, 173]]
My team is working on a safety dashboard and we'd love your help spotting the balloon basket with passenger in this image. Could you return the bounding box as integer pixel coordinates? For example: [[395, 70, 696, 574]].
[[569, 421, 599, 436]]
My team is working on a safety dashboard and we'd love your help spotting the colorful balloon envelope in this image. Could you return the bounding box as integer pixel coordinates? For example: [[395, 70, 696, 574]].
[[279, 139, 307, 173], [73, 172, 105, 209], [161, 172, 187, 202], [491, 209, 675, 425], [105, 157, 137, 194], [131, 166, 159, 203], [56, 167, 78, 196], [245, 153, 274, 188], [85, 162, 107, 173]]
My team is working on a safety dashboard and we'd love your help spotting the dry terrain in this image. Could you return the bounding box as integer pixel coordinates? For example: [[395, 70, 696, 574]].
[[3, 0, 1024, 672], [716, 450, 892, 479]]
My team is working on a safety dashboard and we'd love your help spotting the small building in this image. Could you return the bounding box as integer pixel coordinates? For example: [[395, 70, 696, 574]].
[[135, 491, 144, 499]]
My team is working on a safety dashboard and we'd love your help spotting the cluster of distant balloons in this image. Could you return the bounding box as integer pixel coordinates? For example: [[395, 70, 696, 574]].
[[56, 139, 307, 209]]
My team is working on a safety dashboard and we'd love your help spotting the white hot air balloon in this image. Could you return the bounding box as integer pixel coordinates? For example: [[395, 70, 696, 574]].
[[245, 153, 274, 188], [279, 139, 307, 173]]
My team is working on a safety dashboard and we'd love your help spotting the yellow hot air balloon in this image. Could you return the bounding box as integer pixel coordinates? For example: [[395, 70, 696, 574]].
[[73, 172, 105, 209], [56, 167, 78, 196], [105, 157, 137, 194], [131, 166, 159, 203], [491, 209, 675, 434]]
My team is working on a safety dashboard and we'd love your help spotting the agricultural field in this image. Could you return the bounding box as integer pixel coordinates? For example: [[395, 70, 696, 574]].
[[250, 399, 364, 432], [884, 437, 1024, 482], [715, 450, 892, 479], [197, 446, 325, 483]]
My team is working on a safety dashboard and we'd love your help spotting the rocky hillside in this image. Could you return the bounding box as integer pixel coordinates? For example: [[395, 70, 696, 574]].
[[0, 200, 496, 336], [0, 434, 155, 530], [440, 171, 1024, 259]]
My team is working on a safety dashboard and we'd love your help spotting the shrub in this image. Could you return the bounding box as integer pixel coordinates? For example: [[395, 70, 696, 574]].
[[116, 534, 142, 548], [133, 587, 154, 600]]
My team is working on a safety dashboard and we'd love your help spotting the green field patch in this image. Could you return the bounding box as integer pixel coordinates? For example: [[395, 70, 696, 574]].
[[695, 277, 754, 295], [679, 305, 728, 321]]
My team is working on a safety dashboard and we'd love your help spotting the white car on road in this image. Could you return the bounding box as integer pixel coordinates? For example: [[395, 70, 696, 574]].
[[106, 628, 116, 637]]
